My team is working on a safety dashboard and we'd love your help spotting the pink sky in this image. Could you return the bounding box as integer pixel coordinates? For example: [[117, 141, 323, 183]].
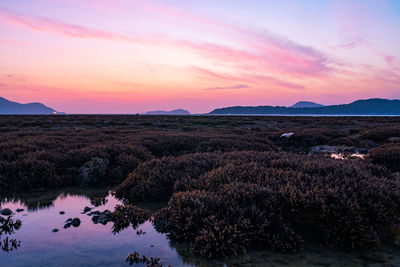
[[0, 0, 399, 113]]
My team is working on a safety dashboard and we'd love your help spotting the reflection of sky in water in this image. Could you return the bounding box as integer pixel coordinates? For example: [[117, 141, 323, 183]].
[[0, 192, 192, 267], [331, 153, 366, 160], [3, 189, 400, 266]]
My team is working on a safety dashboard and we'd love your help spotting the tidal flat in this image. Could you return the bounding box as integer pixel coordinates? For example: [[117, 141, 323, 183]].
[[1, 115, 400, 266], [1, 188, 400, 266]]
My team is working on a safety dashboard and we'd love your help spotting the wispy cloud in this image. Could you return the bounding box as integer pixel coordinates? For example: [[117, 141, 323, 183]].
[[0, 8, 142, 43], [205, 84, 250, 91], [190, 66, 305, 90], [334, 37, 366, 50], [0, 6, 333, 80], [137, 1, 332, 77]]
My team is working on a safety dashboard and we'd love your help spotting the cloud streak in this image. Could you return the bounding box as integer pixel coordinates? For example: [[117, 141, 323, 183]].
[[190, 67, 305, 90], [205, 84, 250, 91], [0, 7, 332, 80], [0, 8, 142, 43], [134, 1, 332, 77]]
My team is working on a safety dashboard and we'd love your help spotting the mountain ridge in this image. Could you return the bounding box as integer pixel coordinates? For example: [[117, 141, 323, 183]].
[[291, 101, 325, 108], [2, 97, 399, 115], [144, 109, 190, 115], [0, 97, 62, 115], [209, 98, 400, 115]]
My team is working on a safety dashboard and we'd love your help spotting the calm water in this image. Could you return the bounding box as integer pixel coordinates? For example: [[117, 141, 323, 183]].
[[0, 188, 192, 267], [1, 188, 400, 267]]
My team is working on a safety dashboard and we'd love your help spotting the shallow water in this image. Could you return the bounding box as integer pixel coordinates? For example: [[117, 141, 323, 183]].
[[1, 188, 400, 267], [0, 188, 191, 267], [331, 153, 366, 160]]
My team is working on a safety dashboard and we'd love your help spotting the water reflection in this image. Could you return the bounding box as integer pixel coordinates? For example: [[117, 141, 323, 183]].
[[90, 196, 108, 207], [1, 187, 110, 212], [331, 153, 366, 160], [0, 188, 191, 267], [0, 216, 22, 252], [1, 188, 400, 266]]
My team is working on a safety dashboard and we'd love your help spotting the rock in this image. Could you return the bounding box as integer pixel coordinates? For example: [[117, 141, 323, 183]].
[[64, 218, 81, 228], [89, 210, 113, 225], [52, 228, 59, 233], [59, 211, 65, 215], [311, 145, 339, 154], [16, 209, 24, 213], [136, 229, 145, 235], [77, 157, 109, 186], [71, 218, 81, 227], [311, 145, 358, 154], [0, 208, 12, 216], [92, 215, 105, 225], [83, 207, 92, 214], [64, 219, 72, 229], [280, 132, 294, 138], [388, 137, 400, 143]]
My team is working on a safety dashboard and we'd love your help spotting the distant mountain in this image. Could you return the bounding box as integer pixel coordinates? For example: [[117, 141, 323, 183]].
[[0, 97, 62, 115], [209, 99, 400, 115], [291, 101, 324, 108], [144, 109, 190, 115]]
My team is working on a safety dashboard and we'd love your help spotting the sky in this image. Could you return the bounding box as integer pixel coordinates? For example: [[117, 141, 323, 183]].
[[0, 0, 399, 114]]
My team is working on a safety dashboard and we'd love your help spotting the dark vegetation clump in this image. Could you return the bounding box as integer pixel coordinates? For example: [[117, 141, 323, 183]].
[[368, 143, 400, 171], [1, 115, 400, 258], [86, 204, 151, 234], [152, 151, 400, 257], [275, 128, 342, 152], [113, 153, 222, 202], [0, 115, 278, 193], [0, 132, 152, 191], [111, 204, 151, 233], [1, 115, 398, 193], [90, 196, 108, 207], [361, 126, 400, 142]]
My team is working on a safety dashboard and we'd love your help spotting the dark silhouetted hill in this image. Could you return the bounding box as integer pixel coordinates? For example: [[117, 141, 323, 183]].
[[0, 97, 62, 115], [209, 99, 400, 115], [144, 109, 190, 115], [291, 101, 324, 108]]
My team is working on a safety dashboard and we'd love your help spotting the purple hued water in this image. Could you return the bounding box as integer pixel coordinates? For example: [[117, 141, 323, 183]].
[[0, 188, 191, 267]]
